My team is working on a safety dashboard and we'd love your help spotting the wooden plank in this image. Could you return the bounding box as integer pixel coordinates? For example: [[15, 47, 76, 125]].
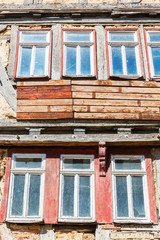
[[72, 92, 93, 99], [18, 99, 73, 106], [17, 112, 73, 120], [141, 101, 160, 107], [72, 85, 120, 93], [18, 106, 48, 113], [71, 79, 130, 86], [73, 106, 88, 112], [50, 106, 73, 112], [131, 80, 160, 88], [17, 79, 71, 86], [17, 86, 71, 99], [142, 114, 160, 120], [74, 99, 138, 106], [90, 106, 159, 114], [74, 112, 139, 120], [122, 87, 160, 94], [95, 92, 160, 101]]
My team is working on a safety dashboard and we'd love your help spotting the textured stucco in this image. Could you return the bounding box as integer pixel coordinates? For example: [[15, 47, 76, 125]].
[[0, 94, 16, 119]]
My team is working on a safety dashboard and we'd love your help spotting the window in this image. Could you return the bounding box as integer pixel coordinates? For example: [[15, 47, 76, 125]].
[[7, 154, 46, 222], [63, 30, 96, 77], [107, 31, 141, 77], [16, 30, 51, 77], [146, 30, 160, 78], [59, 155, 95, 222], [111, 155, 150, 223]]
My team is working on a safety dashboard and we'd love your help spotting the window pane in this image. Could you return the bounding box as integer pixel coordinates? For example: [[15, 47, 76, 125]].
[[110, 32, 134, 42], [63, 176, 74, 216], [15, 158, 42, 168], [111, 47, 123, 75], [126, 47, 137, 75], [11, 175, 25, 216], [63, 159, 90, 169], [80, 46, 91, 75], [19, 47, 32, 76], [116, 176, 128, 217], [115, 160, 141, 170], [65, 32, 90, 42], [149, 32, 160, 42], [22, 33, 47, 42], [132, 176, 145, 218], [34, 47, 46, 76], [79, 176, 90, 217], [28, 175, 41, 216], [151, 47, 160, 75], [66, 46, 76, 75]]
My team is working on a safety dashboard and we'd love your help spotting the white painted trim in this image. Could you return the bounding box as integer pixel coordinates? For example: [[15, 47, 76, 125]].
[[59, 154, 95, 222], [63, 31, 95, 76], [7, 154, 46, 222], [111, 155, 150, 222]]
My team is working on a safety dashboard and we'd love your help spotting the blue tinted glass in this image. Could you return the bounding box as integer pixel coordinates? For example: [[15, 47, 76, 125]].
[[115, 160, 141, 170], [116, 176, 129, 217], [34, 47, 46, 76], [15, 158, 42, 168], [79, 176, 90, 217], [80, 46, 91, 75], [28, 175, 41, 216], [63, 176, 74, 216], [66, 32, 90, 42], [22, 33, 47, 42], [151, 47, 160, 75], [11, 174, 25, 216], [110, 33, 134, 42], [19, 47, 32, 76], [126, 47, 137, 75], [66, 46, 76, 75], [64, 159, 90, 169], [132, 176, 145, 218], [149, 33, 160, 42], [112, 47, 123, 75]]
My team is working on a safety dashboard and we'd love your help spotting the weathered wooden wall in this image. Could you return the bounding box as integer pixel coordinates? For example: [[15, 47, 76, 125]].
[[17, 79, 160, 120]]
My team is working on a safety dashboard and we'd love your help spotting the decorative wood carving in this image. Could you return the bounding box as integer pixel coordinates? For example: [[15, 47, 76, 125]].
[[99, 142, 106, 177]]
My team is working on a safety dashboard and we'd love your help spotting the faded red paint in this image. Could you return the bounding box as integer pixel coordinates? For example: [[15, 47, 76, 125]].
[[145, 156, 157, 224], [95, 155, 113, 223], [0, 155, 11, 222], [143, 28, 151, 80], [44, 156, 60, 223]]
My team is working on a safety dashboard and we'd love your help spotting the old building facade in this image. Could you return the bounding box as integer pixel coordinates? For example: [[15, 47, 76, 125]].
[[0, 0, 160, 239]]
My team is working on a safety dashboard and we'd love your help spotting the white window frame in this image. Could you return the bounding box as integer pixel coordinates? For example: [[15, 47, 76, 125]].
[[16, 31, 50, 77], [63, 31, 95, 77], [111, 155, 151, 224], [6, 154, 46, 223], [146, 30, 160, 78], [107, 31, 141, 77], [59, 155, 95, 222]]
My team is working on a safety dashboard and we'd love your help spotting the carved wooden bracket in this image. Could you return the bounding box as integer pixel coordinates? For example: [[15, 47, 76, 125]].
[[99, 142, 106, 177]]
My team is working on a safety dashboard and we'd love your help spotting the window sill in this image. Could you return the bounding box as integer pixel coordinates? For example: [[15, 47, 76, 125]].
[[15, 76, 50, 81], [58, 218, 96, 223], [113, 219, 153, 224], [110, 75, 143, 80], [5, 217, 43, 223], [62, 75, 96, 80]]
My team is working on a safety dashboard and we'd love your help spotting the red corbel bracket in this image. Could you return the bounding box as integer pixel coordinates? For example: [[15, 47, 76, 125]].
[[99, 142, 106, 177]]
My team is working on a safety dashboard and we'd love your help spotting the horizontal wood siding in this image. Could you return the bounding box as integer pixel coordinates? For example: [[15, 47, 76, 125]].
[[17, 80, 72, 120], [17, 79, 160, 120]]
